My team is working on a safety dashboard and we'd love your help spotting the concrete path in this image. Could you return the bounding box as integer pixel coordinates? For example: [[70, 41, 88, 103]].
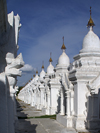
[[15, 99, 77, 133]]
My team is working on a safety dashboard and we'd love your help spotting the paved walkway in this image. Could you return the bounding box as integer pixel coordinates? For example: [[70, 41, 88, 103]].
[[15, 99, 77, 133]]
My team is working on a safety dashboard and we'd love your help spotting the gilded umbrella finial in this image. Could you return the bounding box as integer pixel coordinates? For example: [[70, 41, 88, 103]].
[[36, 69, 38, 74], [61, 36, 66, 50], [87, 7, 95, 28], [42, 61, 44, 69], [49, 52, 52, 62]]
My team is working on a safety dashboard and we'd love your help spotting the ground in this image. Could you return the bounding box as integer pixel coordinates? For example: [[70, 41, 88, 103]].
[[15, 99, 77, 133]]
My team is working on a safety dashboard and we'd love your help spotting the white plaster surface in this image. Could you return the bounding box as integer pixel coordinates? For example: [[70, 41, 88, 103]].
[[0, 1, 24, 133]]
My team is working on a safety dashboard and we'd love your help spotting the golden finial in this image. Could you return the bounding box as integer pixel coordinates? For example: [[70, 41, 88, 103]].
[[49, 52, 53, 62], [33, 75, 35, 77], [31, 78, 32, 80], [61, 36, 66, 49], [36, 70, 38, 74], [42, 61, 44, 69], [87, 7, 95, 27]]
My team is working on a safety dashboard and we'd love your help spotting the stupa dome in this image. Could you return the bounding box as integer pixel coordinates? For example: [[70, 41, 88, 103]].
[[34, 73, 38, 81], [47, 54, 54, 74], [80, 7, 100, 53], [40, 65, 45, 78], [47, 63, 54, 74], [80, 27, 100, 53], [58, 51, 70, 66], [40, 70, 45, 78], [58, 36, 70, 67]]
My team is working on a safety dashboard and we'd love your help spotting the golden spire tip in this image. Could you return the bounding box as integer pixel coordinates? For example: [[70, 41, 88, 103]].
[[87, 6, 95, 28], [42, 61, 44, 69], [61, 36, 66, 49], [49, 52, 53, 62], [36, 70, 38, 74]]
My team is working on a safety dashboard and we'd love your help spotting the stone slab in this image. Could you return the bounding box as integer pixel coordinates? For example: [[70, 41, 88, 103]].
[[16, 99, 94, 133]]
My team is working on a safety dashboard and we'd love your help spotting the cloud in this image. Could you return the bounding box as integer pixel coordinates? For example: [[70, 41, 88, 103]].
[[20, 64, 34, 72], [17, 73, 34, 87], [17, 64, 35, 86]]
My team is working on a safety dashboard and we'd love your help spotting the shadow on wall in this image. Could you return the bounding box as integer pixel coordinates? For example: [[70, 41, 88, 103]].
[[0, 79, 9, 133], [57, 86, 66, 115], [57, 94, 61, 114], [0, 74, 18, 133], [15, 100, 37, 133], [85, 89, 100, 131]]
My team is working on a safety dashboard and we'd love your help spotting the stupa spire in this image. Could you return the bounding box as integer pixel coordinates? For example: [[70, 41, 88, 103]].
[[36, 69, 38, 74], [42, 61, 44, 69], [61, 36, 66, 50], [87, 7, 95, 28], [49, 52, 53, 62]]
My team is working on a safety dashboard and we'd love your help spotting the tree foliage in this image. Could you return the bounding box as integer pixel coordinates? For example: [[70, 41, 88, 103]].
[[16, 86, 23, 96]]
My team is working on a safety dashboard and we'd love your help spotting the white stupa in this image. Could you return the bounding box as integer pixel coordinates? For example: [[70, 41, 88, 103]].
[[40, 63, 45, 78], [55, 37, 70, 73], [69, 7, 100, 130], [80, 10, 100, 53], [58, 38, 70, 66], [34, 70, 39, 81], [73, 10, 100, 64], [47, 54, 54, 75]]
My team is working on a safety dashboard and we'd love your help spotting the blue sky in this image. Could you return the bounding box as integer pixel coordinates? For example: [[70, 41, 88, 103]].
[[7, 0, 100, 86]]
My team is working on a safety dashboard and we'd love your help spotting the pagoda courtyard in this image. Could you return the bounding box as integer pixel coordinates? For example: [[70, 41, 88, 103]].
[[0, 0, 100, 132]]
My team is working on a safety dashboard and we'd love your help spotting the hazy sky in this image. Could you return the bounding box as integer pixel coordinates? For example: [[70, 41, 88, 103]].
[[7, 0, 100, 86]]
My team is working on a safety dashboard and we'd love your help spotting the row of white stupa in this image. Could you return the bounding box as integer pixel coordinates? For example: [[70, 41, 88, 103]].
[[18, 11, 100, 131]]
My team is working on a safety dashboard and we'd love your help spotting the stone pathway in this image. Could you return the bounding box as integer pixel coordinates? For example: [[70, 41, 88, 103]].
[[15, 99, 77, 133]]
